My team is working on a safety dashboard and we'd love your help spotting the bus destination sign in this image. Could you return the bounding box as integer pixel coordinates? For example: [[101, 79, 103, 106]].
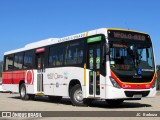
[[113, 32, 145, 41], [108, 30, 149, 41]]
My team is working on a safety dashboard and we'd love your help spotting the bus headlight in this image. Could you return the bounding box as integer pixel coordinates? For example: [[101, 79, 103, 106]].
[[110, 77, 121, 89], [152, 79, 157, 88]]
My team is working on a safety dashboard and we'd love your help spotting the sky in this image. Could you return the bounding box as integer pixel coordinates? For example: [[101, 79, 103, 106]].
[[0, 0, 160, 64]]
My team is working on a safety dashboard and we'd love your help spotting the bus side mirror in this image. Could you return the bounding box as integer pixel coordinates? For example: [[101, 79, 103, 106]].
[[106, 44, 109, 55]]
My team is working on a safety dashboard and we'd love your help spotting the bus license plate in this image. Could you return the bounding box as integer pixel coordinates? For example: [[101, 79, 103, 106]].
[[133, 94, 142, 98]]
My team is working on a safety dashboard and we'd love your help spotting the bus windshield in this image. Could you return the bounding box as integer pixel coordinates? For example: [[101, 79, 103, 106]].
[[109, 42, 154, 71], [108, 30, 155, 76]]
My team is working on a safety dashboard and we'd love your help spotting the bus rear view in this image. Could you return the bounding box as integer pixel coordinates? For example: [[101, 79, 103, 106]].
[[105, 29, 156, 105]]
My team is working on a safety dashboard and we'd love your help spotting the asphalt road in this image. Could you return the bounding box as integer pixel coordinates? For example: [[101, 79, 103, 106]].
[[0, 92, 160, 120]]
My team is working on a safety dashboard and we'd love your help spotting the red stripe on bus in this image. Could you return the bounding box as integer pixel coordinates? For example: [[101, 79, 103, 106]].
[[111, 71, 156, 89], [2, 70, 26, 84]]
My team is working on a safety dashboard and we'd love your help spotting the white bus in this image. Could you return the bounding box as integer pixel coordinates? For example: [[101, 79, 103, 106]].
[[2, 28, 157, 106]]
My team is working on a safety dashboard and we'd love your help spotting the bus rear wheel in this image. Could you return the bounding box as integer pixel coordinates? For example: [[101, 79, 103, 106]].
[[106, 99, 124, 106], [20, 83, 30, 100], [70, 84, 85, 106]]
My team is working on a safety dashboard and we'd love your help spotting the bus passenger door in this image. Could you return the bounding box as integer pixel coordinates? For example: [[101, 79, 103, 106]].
[[87, 44, 101, 98], [36, 49, 45, 92]]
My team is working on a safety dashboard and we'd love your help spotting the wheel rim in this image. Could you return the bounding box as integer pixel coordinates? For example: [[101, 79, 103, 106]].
[[21, 87, 26, 98], [74, 88, 83, 103]]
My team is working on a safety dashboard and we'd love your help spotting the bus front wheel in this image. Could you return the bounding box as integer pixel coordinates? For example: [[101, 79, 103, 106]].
[[20, 83, 30, 100], [70, 84, 85, 106]]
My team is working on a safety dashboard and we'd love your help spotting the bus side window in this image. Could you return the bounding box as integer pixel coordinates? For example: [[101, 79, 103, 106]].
[[48, 45, 64, 67], [5, 54, 14, 71], [65, 41, 84, 65], [13, 53, 23, 70], [23, 50, 34, 69]]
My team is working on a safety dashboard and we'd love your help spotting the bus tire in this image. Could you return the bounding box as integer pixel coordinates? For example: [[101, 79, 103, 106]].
[[70, 84, 85, 106], [106, 99, 124, 106], [20, 83, 30, 100]]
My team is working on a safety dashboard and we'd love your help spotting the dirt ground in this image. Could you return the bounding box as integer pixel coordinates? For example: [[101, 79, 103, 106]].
[[0, 92, 160, 120]]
